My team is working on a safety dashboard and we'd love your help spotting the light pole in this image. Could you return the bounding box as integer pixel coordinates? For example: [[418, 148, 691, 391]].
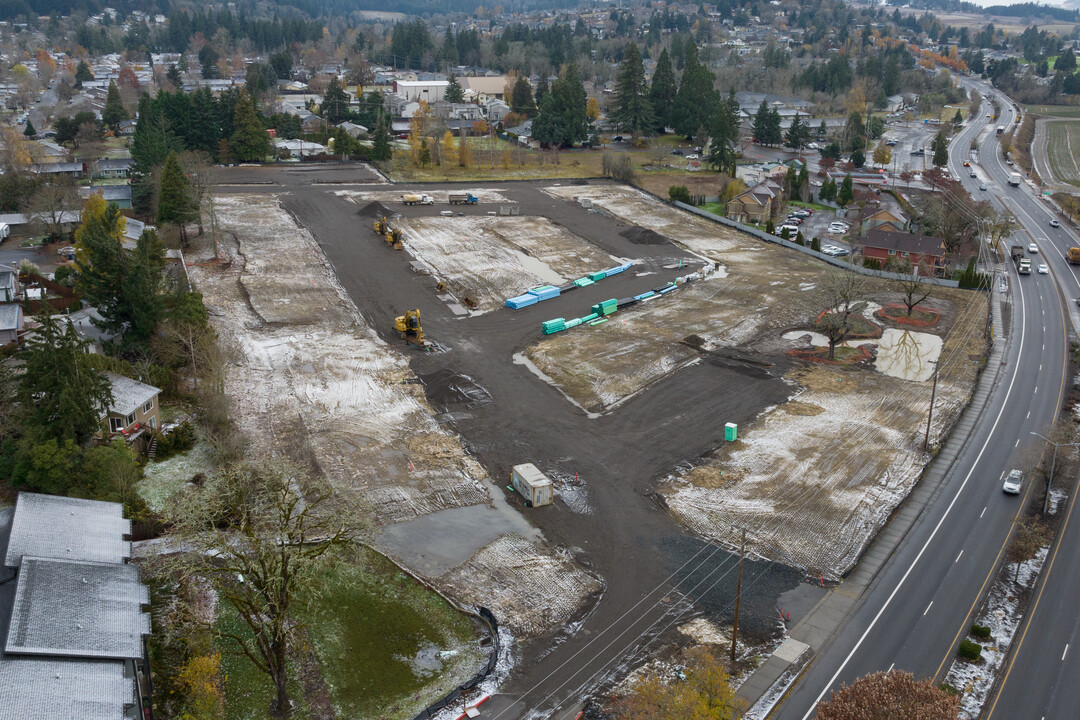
[[1030, 431, 1079, 514]]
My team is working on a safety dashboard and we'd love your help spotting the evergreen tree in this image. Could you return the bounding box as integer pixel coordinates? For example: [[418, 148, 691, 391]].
[[75, 60, 94, 86], [166, 63, 183, 87], [74, 193, 165, 350], [229, 90, 271, 162], [102, 80, 128, 129], [22, 119, 35, 137], [1057, 48, 1077, 73], [533, 75, 549, 106], [445, 74, 465, 103], [932, 131, 949, 167], [851, 148, 865, 167], [708, 88, 740, 176], [532, 93, 563, 146], [510, 76, 536, 116], [157, 151, 196, 245], [648, 48, 677, 133], [672, 44, 718, 138], [539, 62, 589, 147], [371, 115, 392, 161], [766, 108, 783, 145], [785, 113, 809, 151], [837, 173, 854, 206], [752, 100, 771, 144], [17, 308, 113, 445], [322, 77, 351, 124], [611, 43, 653, 137]]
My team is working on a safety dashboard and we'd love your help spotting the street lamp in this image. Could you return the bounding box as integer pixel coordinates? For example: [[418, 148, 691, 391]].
[[1030, 431, 1080, 513]]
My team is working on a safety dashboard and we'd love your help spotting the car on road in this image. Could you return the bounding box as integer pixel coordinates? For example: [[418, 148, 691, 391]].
[[963, 161, 971, 166], [670, 149, 683, 155], [1029, 243, 1039, 253], [1007, 159, 1014, 166], [886, 139, 898, 146], [686, 154, 700, 160], [1050, 219, 1061, 227], [612, 136, 624, 143], [1039, 264, 1049, 274], [1003, 469, 1024, 495], [980, 185, 988, 191], [911, 148, 925, 156]]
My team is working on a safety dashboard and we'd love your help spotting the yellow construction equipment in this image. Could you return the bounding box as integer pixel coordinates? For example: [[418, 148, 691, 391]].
[[385, 227, 403, 250], [394, 309, 426, 347], [373, 216, 388, 235]]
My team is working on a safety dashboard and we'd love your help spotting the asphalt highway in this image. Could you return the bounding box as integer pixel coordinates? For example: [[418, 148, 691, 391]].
[[773, 81, 1072, 719]]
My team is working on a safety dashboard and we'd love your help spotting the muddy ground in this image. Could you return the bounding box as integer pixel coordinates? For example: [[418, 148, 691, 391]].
[[207, 165, 986, 718]]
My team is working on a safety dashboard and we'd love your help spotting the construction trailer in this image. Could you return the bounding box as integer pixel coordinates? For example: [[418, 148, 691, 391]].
[[510, 464, 554, 507]]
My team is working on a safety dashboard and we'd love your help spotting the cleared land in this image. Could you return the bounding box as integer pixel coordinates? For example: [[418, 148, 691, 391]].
[[336, 188, 513, 204], [187, 194, 600, 652], [533, 186, 987, 579], [1025, 103, 1080, 119], [1046, 121, 1080, 186]]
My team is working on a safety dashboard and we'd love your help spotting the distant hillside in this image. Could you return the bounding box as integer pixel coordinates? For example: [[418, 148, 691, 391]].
[[887, 0, 1080, 22]]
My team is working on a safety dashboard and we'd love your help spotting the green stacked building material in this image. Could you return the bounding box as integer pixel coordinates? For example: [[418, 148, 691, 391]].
[[589, 318, 609, 326], [592, 298, 618, 316], [724, 422, 738, 441], [580, 313, 599, 322], [589, 271, 607, 281], [573, 277, 594, 287], [542, 318, 567, 335], [565, 318, 583, 328]]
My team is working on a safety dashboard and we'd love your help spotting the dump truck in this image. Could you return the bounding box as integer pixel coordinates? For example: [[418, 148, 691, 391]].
[[996, 126, 1005, 135], [448, 192, 478, 205], [393, 309, 427, 347], [1018, 257, 1032, 275], [510, 463, 553, 507], [1067, 247, 1080, 264], [402, 193, 434, 205], [1010, 244, 1026, 263], [1008, 172, 1022, 187]]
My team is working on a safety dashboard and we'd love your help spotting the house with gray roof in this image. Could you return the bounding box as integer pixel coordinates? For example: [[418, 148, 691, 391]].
[[98, 373, 160, 446], [0, 492, 152, 720], [0, 303, 22, 345], [0, 266, 16, 303]]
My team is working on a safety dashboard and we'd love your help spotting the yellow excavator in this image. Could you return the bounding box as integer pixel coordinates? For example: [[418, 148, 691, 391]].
[[385, 227, 403, 250], [394, 309, 427, 347], [373, 216, 388, 235]]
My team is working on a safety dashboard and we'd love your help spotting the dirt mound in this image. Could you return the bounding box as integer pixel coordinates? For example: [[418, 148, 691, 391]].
[[357, 200, 394, 218], [419, 369, 492, 411], [570, 178, 589, 186], [619, 226, 671, 245]]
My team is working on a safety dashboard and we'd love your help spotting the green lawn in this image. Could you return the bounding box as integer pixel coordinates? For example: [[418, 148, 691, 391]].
[[698, 202, 725, 216], [1024, 104, 1080, 119], [789, 200, 832, 212]]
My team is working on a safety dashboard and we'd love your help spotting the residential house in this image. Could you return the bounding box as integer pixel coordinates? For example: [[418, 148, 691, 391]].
[[31, 161, 86, 179], [79, 184, 131, 209], [0, 303, 21, 344], [0, 492, 152, 720], [64, 306, 118, 354], [726, 180, 784, 224], [862, 229, 946, 271], [735, 162, 787, 186], [431, 100, 485, 122], [861, 208, 909, 235], [337, 121, 368, 138], [0, 265, 17, 302], [460, 75, 511, 103], [116, 119, 137, 136], [275, 139, 329, 158], [485, 99, 511, 124], [99, 372, 161, 447], [393, 80, 449, 103], [92, 157, 132, 180]]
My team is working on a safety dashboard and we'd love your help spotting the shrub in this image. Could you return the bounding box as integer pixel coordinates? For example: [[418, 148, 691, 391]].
[[939, 682, 960, 696], [810, 237, 821, 251], [765, 219, 775, 234], [780, 227, 790, 240], [53, 265, 74, 286], [958, 639, 982, 662], [971, 624, 991, 641], [154, 421, 196, 461], [669, 185, 691, 203], [864, 257, 882, 270]]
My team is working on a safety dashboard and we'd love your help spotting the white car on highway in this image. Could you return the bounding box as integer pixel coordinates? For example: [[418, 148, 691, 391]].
[[1039, 264, 1049, 274], [1050, 219, 1060, 228], [1029, 243, 1038, 253], [1003, 469, 1024, 495]]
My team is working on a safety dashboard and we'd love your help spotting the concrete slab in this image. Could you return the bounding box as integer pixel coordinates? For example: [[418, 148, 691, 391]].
[[774, 637, 810, 663]]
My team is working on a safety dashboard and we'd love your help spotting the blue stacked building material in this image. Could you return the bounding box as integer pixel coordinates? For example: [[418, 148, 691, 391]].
[[602, 262, 633, 276], [634, 291, 655, 301], [528, 285, 561, 301], [506, 294, 538, 309], [659, 285, 677, 295], [653, 282, 676, 293]]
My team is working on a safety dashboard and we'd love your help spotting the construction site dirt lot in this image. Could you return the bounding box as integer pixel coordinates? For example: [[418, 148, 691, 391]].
[[207, 166, 987, 717]]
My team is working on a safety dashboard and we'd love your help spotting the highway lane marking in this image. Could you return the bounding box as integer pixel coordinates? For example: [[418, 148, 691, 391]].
[[981, 507, 987, 518], [924, 601, 934, 616], [1015, 439, 1020, 447], [1063, 644, 1069, 661], [1040, 364, 1043, 372], [887, 663, 894, 673], [1027, 411, 1031, 419], [797, 255, 1030, 720], [956, 550, 964, 563], [1035, 386, 1038, 394]]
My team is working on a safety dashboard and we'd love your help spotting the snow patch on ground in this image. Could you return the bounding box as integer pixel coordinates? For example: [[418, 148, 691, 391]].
[[140, 443, 216, 513], [943, 547, 1049, 719]]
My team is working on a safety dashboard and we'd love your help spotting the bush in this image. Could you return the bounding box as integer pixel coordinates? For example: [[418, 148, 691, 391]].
[[939, 682, 960, 696], [154, 421, 196, 461], [810, 237, 821, 251], [864, 257, 882, 270], [958, 639, 982, 662], [53, 265, 74, 286], [669, 185, 691, 204], [765, 219, 775, 234], [602, 152, 636, 182], [971, 624, 991, 641]]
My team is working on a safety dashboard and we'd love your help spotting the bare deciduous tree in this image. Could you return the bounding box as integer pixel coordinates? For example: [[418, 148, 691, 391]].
[[890, 259, 936, 316], [1007, 516, 1051, 583], [814, 670, 959, 719], [169, 461, 357, 717], [29, 177, 81, 241], [815, 270, 870, 360]]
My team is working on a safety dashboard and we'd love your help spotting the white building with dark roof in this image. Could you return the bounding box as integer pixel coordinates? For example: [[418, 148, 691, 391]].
[[0, 493, 152, 720]]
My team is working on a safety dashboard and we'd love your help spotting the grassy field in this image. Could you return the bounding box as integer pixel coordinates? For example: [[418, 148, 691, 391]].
[[1025, 103, 1080, 119], [214, 545, 485, 720], [1046, 121, 1080, 186]]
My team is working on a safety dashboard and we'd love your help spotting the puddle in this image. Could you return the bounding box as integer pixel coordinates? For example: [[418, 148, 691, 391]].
[[782, 328, 942, 381], [517, 253, 566, 286], [399, 643, 444, 678], [418, 369, 492, 412]]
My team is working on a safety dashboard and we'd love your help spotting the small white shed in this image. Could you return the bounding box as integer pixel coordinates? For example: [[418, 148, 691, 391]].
[[510, 464, 554, 507]]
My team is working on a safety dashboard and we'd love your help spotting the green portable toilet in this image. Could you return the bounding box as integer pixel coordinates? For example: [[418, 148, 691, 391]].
[[724, 422, 738, 441]]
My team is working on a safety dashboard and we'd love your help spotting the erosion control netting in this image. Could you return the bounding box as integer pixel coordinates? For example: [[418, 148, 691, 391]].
[[358, 200, 395, 218], [412, 607, 500, 720], [419, 369, 493, 412], [619, 226, 671, 245]]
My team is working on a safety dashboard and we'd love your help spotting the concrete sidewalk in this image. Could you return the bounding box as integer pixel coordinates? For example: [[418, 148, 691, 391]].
[[738, 280, 1008, 715]]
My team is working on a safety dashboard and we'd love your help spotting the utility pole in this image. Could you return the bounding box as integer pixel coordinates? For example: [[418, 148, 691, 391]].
[[924, 364, 939, 451], [731, 529, 746, 664]]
